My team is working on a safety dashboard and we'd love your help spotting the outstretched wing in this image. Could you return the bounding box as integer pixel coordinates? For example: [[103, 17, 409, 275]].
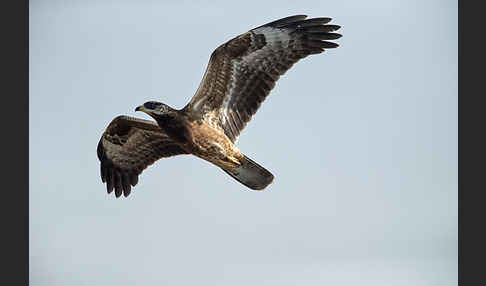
[[184, 15, 341, 143], [97, 116, 188, 198]]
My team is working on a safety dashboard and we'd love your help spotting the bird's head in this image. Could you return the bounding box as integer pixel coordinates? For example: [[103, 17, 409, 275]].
[[135, 101, 173, 119]]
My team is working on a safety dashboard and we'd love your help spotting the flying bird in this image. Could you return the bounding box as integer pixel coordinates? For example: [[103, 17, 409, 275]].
[[97, 15, 341, 197]]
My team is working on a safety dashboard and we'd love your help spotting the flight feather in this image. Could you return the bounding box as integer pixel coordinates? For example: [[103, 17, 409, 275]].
[[185, 15, 341, 142]]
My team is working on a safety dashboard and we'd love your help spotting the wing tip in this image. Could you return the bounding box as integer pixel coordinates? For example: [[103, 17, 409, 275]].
[[101, 167, 138, 198], [253, 15, 342, 53]]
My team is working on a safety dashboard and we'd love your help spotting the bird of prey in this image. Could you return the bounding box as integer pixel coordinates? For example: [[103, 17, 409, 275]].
[[97, 15, 341, 197]]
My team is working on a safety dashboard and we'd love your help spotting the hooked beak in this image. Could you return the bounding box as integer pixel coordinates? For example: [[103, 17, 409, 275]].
[[135, 105, 157, 119]]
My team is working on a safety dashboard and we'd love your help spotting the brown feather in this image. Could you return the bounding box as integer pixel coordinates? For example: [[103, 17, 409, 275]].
[[184, 15, 341, 143], [97, 116, 188, 197]]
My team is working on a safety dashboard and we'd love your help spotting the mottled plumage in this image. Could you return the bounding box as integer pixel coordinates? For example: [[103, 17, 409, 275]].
[[97, 15, 341, 197], [97, 116, 188, 197]]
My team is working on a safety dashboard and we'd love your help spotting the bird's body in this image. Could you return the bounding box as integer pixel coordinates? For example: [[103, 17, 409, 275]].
[[155, 109, 243, 171], [97, 15, 341, 197], [185, 120, 243, 170]]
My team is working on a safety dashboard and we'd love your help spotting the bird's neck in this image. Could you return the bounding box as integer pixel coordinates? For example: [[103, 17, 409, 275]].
[[155, 112, 188, 143]]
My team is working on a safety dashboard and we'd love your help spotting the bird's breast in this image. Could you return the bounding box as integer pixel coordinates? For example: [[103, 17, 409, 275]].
[[185, 120, 242, 168]]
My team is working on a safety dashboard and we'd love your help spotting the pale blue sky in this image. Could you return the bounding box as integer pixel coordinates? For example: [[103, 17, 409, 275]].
[[30, 0, 457, 285]]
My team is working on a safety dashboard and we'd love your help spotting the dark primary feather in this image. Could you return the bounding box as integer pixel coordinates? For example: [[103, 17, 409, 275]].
[[184, 15, 341, 142], [97, 116, 188, 197]]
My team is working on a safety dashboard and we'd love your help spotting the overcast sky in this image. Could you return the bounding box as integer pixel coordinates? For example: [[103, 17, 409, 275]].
[[30, 0, 457, 285]]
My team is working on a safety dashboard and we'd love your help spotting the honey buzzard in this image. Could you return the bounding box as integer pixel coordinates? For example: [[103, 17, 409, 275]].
[[97, 15, 341, 197]]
